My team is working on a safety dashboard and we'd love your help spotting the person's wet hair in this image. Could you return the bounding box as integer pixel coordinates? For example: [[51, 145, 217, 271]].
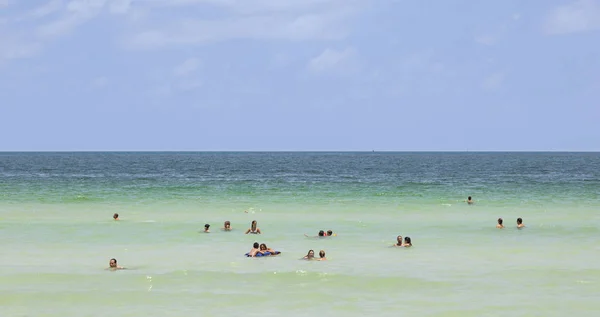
[[113, 213, 118, 219], [517, 218, 522, 224], [224, 221, 230, 226], [259, 243, 267, 250], [205, 224, 210, 229], [468, 196, 472, 200], [404, 236, 412, 245], [319, 250, 325, 258], [318, 230, 325, 236], [498, 218, 503, 224], [253, 242, 259, 248], [327, 230, 333, 236], [110, 258, 117, 266]]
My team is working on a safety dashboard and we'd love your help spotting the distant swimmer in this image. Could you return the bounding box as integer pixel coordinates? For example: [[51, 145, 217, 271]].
[[203, 224, 210, 233], [304, 230, 326, 238], [465, 196, 474, 205], [245, 220, 262, 234], [517, 218, 525, 229], [107, 258, 125, 270], [403, 236, 412, 247], [303, 249, 316, 260], [223, 221, 232, 231], [318, 250, 327, 261], [326, 230, 336, 237], [394, 235, 404, 247], [496, 218, 504, 229], [113, 213, 119, 220]]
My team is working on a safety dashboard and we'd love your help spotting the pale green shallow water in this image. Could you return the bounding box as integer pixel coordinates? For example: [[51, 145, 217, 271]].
[[1, 152, 599, 317]]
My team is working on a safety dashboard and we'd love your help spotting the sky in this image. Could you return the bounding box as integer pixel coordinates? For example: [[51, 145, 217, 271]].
[[1, 0, 599, 151]]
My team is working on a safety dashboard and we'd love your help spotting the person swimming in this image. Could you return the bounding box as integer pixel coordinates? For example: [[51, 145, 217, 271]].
[[245, 220, 261, 234], [203, 224, 210, 233], [248, 242, 260, 257], [107, 258, 125, 270], [517, 218, 525, 229], [394, 235, 404, 247], [465, 196, 474, 204], [258, 243, 278, 256], [326, 230, 335, 236], [496, 218, 504, 228], [403, 236, 412, 247], [113, 213, 119, 220], [223, 221, 231, 231], [303, 249, 315, 260], [304, 230, 326, 238], [318, 250, 327, 261]]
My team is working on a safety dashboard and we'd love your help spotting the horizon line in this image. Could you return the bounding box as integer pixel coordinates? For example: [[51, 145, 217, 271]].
[[1, 150, 599, 153]]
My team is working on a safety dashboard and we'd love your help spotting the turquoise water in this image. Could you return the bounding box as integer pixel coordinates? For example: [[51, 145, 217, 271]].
[[1, 152, 599, 316]]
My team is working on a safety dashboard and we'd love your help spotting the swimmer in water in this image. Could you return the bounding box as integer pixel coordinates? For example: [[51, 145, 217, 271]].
[[248, 242, 260, 257], [326, 230, 336, 237], [517, 217, 525, 229], [223, 221, 231, 231], [304, 230, 326, 238], [113, 213, 119, 220], [318, 250, 327, 261], [258, 243, 278, 256], [107, 258, 125, 270], [394, 235, 404, 247], [303, 249, 315, 260], [403, 236, 412, 247], [203, 224, 210, 233], [245, 220, 261, 234], [465, 196, 474, 204], [496, 218, 504, 229]]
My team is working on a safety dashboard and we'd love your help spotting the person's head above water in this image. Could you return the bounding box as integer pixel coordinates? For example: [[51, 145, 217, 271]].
[[404, 236, 412, 245], [327, 230, 333, 236], [224, 221, 231, 229], [259, 243, 267, 251], [109, 258, 118, 267], [517, 218, 522, 224], [205, 224, 210, 229], [397, 235, 403, 243], [113, 213, 119, 220], [307, 250, 315, 257], [319, 250, 326, 258], [468, 196, 472, 200], [253, 242, 259, 249], [318, 230, 325, 237], [498, 218, 503, 225]]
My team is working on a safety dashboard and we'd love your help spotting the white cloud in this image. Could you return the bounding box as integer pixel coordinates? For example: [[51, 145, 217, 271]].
[[127, 9, 354, 50], [544, 0, 600, 35], [173, 58, 201, 77], [481, 72, 505, 92], [27, 0, 64, 20], [307, 47, 357, 73], [109, 0, 131, 14]]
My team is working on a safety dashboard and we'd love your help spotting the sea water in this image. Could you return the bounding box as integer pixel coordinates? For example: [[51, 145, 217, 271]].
[[0, 152, 599, 317]]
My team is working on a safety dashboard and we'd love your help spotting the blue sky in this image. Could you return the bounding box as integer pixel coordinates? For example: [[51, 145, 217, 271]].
[[1, 0, 599, 151]]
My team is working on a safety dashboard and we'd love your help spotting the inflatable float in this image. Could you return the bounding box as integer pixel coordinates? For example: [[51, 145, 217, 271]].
[[245, 251, 281, 257]]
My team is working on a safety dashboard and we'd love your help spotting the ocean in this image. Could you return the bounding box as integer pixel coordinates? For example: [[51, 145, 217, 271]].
[[1, 152, 599, 316]]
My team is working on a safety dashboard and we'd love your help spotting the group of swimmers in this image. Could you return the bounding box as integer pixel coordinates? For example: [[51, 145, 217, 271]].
[[464, 197, 527, 229], [107, 196, 523, 269], [496, 217, 525, 229]]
